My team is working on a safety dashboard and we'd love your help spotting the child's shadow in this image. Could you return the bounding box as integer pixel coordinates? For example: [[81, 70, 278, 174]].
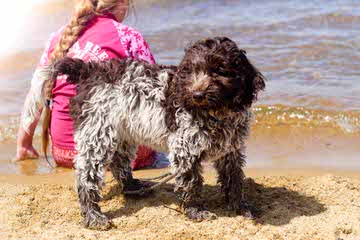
[[103, 178, 326, 226]]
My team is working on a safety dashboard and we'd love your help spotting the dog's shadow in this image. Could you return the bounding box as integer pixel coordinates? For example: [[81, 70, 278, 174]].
[[102, 178, 326, 226]]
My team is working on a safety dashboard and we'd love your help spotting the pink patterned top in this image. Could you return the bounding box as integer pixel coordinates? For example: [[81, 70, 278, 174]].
[[37, 14, 155, 150]]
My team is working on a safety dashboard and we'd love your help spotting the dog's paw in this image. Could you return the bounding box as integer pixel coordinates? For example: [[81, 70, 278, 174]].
[[185, 207, 217, 222], [84, 211, 113, 231], [228, 201, 254, 219], [123, 178, 145, 190]]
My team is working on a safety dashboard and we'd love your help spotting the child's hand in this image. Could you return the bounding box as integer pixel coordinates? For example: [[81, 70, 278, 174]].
[[15, 145, 39, 161], [16, 116, 41, 161]]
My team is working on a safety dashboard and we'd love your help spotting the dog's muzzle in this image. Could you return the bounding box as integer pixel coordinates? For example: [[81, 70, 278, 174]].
[[192, 91, 206, 103]]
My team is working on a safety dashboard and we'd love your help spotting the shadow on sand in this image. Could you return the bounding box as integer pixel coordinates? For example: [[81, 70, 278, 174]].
[[103, 178, 326, 226]]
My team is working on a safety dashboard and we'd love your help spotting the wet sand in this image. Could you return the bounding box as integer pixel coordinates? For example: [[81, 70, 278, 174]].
[[1, 123, 360, 174], [0, 168, 359, 240]]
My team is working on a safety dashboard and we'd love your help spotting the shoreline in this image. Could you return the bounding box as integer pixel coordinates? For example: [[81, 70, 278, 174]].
[[1, 123, 360, 176], [0, 166, 359, 186]]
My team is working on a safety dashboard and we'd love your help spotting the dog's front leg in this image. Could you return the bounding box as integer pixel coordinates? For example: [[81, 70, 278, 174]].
[[169, 112, 216, 220], [171, 150, 216, 221], [214, 150, 249, 214]]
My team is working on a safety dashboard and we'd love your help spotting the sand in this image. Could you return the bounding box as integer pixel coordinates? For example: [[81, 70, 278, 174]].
[[1, 123, 359, 239], [0, 169, 359, 240]]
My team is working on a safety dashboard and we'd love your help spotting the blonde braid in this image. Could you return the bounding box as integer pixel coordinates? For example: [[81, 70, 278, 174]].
[[45, 0, 128, 98], [42, 0, 127, 160], [44, 0, 94, 99]]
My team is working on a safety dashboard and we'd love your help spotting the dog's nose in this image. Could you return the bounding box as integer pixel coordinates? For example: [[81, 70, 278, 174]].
[[193, 91, 205, 102]]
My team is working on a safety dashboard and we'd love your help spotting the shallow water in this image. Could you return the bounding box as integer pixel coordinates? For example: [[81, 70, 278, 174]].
[[0, 0, 358, 174]]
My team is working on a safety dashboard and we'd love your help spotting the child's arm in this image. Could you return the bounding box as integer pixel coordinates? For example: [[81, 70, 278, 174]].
[[16, 105, 41, 160], [15, 30, 59, 160]]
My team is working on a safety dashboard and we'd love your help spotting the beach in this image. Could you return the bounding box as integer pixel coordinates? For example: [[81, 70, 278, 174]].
[[0, 0, 359, 239], [1, 124, 359, 239], [1, 168, 360, 239]]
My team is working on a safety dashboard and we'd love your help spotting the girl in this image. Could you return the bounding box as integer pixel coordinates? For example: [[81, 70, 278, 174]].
[[16, 0, 158, 169]]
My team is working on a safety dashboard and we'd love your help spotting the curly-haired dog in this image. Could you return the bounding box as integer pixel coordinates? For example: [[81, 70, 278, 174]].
[[41, 37, 265, 229]]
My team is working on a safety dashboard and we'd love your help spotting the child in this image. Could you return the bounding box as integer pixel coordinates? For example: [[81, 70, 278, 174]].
[[16, 0, 159, 169]]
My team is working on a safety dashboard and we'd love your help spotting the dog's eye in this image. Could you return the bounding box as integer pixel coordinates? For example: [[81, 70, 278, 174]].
[[216, 77, 232, 88], [180, 66, 191, 73], [213, 79, 222, 85]]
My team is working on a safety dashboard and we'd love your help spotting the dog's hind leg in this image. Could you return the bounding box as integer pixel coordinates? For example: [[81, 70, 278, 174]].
[[109, 144, 146, 193], [75, 155, 113, 230], [74, 124, 118, 230], [214, 150, 247, 214]]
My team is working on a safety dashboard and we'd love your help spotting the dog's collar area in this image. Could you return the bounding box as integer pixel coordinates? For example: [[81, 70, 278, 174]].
[[209, 115, 219, 123], [208, 109, 225, 123], [207, 111, 224, 135]]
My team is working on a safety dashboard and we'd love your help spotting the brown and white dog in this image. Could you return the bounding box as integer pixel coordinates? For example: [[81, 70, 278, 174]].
[[28, 37, 265, 230]]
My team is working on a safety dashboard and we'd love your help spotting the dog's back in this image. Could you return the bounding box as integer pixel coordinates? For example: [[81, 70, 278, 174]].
[[50, 57, 175, 151]]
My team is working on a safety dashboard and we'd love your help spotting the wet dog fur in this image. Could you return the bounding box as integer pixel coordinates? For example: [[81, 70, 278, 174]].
[[44, 37, 266, 229]]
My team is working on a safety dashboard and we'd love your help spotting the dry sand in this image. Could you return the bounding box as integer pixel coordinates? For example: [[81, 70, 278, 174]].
[[0, 168, 359, 240]]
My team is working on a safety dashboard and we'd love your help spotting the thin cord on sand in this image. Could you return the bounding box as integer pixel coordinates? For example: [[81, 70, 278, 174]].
[[139, 172, 172, 181], [123, 172, 176, 196]]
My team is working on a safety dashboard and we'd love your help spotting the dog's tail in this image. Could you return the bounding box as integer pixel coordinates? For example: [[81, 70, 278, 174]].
[[22, 67, 52, 133], [22, 57, 91, 163], [44, 58, 91, 166], [49, 57, 91, 84]]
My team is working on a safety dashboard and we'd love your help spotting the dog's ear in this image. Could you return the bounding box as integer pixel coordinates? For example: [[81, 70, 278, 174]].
[[233, 50, 266, 110]]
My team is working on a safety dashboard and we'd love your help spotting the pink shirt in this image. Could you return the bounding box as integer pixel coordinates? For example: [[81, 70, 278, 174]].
[[37, 14, 155, 150]]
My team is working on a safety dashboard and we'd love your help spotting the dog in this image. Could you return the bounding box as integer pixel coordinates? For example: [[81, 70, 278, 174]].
[[43, 37, 265, 230]]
